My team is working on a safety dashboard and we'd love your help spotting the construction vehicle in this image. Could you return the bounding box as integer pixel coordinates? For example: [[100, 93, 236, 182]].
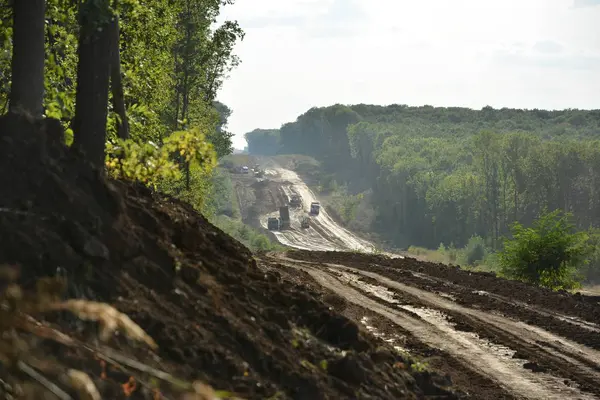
[[289, 194, 303, 208], [300, 215, 310, 229], [267, 217, 279, 230], [279, 206, 290, 229], [309, 201, 321, 216]]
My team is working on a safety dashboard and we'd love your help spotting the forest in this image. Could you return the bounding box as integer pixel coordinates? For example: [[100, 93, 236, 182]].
[[245, 104, 600, 282], [0, 0, 242, 214]]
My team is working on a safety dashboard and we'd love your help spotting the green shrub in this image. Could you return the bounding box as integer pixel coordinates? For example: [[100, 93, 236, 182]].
[[105, 128, 217, 189], [211, 215, 283, 253], [462, 235, 487, 266], [498, 210, 591, 290]]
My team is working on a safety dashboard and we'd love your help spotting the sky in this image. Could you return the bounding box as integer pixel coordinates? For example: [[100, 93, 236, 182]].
[[215, 0, 600, 149]]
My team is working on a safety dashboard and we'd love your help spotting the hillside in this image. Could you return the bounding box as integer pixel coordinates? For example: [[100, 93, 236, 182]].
[[244, 104, 600, 282], [0, 114, 460, 398]]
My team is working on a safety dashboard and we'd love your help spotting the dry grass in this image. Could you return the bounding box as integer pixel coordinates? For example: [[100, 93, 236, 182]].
[[0, 264, 240, 399]]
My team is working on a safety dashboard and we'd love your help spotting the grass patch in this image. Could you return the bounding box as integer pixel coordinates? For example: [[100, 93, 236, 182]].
[[211, 215, 285, 252], [407, 236, 498, 273]]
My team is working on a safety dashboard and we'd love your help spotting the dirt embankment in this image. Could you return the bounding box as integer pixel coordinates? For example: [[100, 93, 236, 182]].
[[0, 114, 457, 399]]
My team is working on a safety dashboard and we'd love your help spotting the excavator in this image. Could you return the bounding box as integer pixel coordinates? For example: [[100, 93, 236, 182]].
[[300, 215, 310, 229], [289, 194, 303, 208]]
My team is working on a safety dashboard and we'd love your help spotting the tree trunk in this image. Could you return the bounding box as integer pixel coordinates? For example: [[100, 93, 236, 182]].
[[109, 12, 129, 139], [9, 0, 46, 117], [72, 1, 113, 168]]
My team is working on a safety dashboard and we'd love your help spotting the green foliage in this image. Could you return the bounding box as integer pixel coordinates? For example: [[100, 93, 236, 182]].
[[205, 169, 240, 218], [498, 210, 591, 290], [212, 215, 283, 252], [244, 129, 280, 155], [461, 235, 488, 266], [246, 104, 600, 261], [105, 139, 179, 186], [580, 228, 600, 283], [1, 0, 242, 153], [105, 129, 217, 189]]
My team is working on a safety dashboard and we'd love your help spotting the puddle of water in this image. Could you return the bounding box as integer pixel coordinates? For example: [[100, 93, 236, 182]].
[[335, 271, 399, 304], [437, 292, 457, 301], [360, 316, 409, 354]]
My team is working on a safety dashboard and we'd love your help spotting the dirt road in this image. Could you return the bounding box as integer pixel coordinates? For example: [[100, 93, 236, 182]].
[[258, 250, 600, 399], [229, 156, 600, 398], [230, 160, 398, 255]]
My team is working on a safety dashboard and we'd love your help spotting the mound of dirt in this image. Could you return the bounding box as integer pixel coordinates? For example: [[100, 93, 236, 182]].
[[0, 114, 457, 399]]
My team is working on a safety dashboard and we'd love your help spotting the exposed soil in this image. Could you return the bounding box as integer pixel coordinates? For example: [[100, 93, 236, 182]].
[[0, 113, 458, 399], [280, 250, 600, 399]]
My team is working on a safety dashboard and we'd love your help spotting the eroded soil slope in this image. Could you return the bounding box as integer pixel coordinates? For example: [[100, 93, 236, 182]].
[[0, 114, 456, 399]]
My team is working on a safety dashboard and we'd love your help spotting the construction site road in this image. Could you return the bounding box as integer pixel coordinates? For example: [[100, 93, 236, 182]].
[[229, 158, 400, 257], [259, 251, 600, 399], [227, 155, 600, 398]]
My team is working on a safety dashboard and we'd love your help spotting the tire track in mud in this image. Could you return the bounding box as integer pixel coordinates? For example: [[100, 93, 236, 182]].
[[269, 254, 600, 399], [329, 265, 600, 394], [331, 260, 600, 352]]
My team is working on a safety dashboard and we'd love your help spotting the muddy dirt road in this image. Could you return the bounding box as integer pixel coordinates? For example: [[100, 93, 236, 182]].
[[229, 157, 397, 255], [260, 167, 377, 252], [230, 156, 600, 398], [259, 250, 600, 399]]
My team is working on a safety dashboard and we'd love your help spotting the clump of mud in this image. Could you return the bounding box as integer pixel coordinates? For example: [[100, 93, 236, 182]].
[[0, 114, 458, 399]]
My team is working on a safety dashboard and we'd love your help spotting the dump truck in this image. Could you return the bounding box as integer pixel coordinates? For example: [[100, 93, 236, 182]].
[[309, 202, 321, 216], [279, 206, 290, 229], [289, 194, 302, 208], [267, 217, 279, 230], [300, 215, 310, 229]]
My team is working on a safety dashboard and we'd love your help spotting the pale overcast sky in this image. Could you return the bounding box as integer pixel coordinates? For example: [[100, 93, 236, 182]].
[[216, 0, 600, 149]]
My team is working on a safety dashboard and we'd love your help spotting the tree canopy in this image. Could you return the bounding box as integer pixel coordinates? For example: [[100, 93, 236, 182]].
[[245, 104, 600, 255], [1, 0, 244, 212]]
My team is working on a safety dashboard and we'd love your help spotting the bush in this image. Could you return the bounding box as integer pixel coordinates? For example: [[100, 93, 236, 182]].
[[498, 210, 591, 290], [211, 215, 282, 253], [579, 228, 600, 284], [462, 235, 487, 266], [105, 128, 217, 189]]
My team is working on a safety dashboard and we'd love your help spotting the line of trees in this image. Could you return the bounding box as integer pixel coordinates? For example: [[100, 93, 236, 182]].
[[245, 104, 600, 254], [1, 0, 242, 203]]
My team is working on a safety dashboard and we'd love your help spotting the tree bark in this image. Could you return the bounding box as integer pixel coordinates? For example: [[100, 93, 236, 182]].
[[72, 2, 113, 168], [9, 0, 46, 117], [109, 13, 129, 139]]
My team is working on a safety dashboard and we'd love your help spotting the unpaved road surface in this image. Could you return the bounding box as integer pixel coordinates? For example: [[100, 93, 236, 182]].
[[258, 251, 600, 399], [260, 167, 377, 252], [229, 158, 397, 255], [230, 156, 600, 398]]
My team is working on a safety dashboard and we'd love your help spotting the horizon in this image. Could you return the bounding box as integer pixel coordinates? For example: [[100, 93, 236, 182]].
[[216, 0, 600, 149], [229, 102, 600, 149]]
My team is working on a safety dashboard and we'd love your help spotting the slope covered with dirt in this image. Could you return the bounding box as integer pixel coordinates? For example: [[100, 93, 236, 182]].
[[0, 113, 457, 399]]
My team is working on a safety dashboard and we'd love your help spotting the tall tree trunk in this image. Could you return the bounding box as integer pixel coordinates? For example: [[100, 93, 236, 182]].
[[109, 10, 129, 139], [72, 1, 113, 168], [9, 0, 46, 117], [181, 72, 191, 190]]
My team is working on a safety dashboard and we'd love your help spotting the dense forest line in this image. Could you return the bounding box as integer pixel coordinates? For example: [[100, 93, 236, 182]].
[[0, 0, 242, 214], [245, 105, 600, 272]]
